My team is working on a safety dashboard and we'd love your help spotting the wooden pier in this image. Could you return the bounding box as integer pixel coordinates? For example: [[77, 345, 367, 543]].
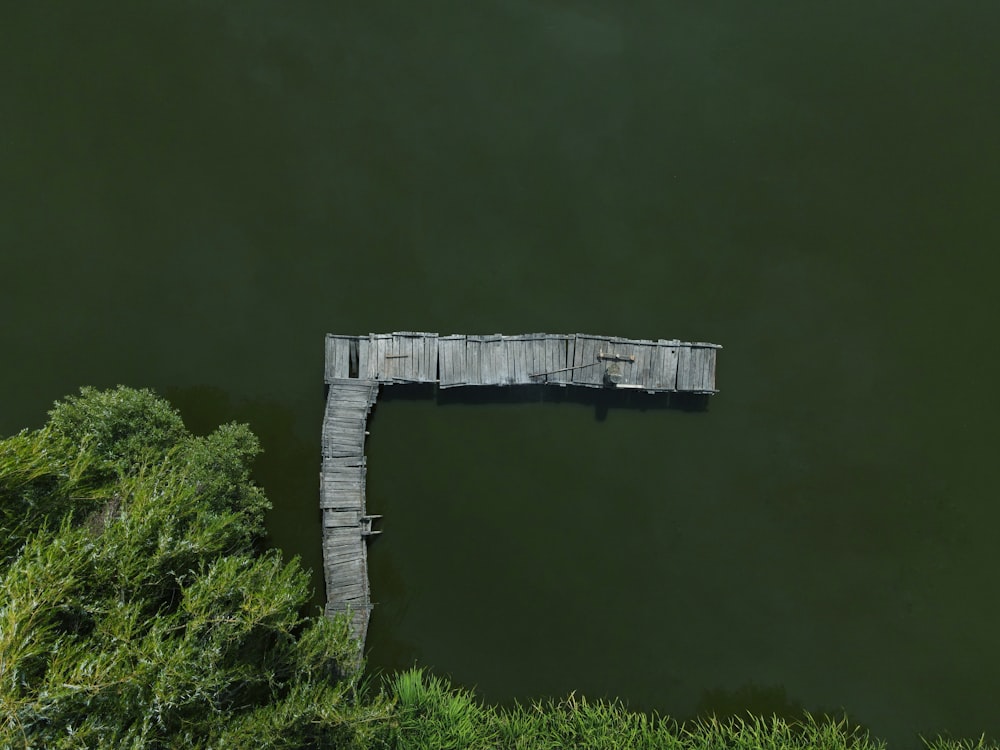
[[320, 332, 720, 649]]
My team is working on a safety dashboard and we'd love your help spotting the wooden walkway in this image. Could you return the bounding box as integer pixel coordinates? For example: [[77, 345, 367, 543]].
[[327, 332, 720, 392], [320, 332, 721, 649], [320, 378, 378, 648]]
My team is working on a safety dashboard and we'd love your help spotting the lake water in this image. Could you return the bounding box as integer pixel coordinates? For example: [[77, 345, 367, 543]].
[[3, 3, 999, 746]]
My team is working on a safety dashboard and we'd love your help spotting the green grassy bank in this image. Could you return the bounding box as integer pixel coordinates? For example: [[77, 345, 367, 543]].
[[384, 668, 996, 750]]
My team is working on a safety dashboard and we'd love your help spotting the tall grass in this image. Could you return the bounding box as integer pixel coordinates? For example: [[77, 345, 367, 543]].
[[924, 738, 998, 750], [385, 669, 998, 750]]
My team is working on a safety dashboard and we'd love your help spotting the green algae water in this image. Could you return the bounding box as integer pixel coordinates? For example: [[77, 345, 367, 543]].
[[3, 3, 1000, 746]]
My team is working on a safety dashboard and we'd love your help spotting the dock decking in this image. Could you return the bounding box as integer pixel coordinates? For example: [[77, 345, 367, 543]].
[[327, 332, 719, 392], [320, 378, 378, 645], [321, 332, 721, 650]]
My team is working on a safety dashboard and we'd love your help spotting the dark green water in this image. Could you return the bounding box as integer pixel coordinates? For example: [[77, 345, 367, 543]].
[[3, 3, 999, 745]]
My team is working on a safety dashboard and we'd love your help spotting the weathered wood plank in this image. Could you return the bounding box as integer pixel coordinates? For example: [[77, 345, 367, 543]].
[[407, 333, 419, 380], [321, 488, 363, 500], [565, 336, 575, 383], [541, 335, 554, 380], [631, 343, 643, 386], [371, 334, 384, 380], [321, 479, 364, 491], [384, 333, 394, 380], [386, 334, 400, 380], [610, 338, 635, 386], [643, 341, 656, 387], [676, 346, 695, 391], [439, 337, 451, 386], [688, 346, 716, 392], [483, 337, 495, 385], [695, 347, 712, 391], [583, 334, 600, 384], [409, 334, 421, 382], [521, 337, 532, 381], [378, 334, 389, 380], [508, 337, 520, 384], [528, 334, 544, 381], [483, 335, 500, 385], [494, 336, 503, 384], [451, 336, 461, 385], [499, 335, 509, 385], [455, 335, 467, 385], [425, 333, 438, 382], [323, 509, 360, 527], [322, 439, 365, 451], [571, 334, 585, 377], [361, 337, 373, 379], [692, 347, 706, 391], [465, 337, 477, 386], [465, 337, 478, 385], [401, 333, 415, 383], [421, 333, 431, 381], [416, 334, 426, 381], [524, 333, 546, 383], [322, 438, 365, 450], [442, 338, 452, 384], [511, 337, 524, 383], [690, 346, 704, 391], [490, 338, 499, 385], [572, 335, 600, 386], [324, 336, 337, 381], [406, 334, 419, 382], [471, 337, 483, 384], [544, 335, 563, 383], [493, 336, 505, 385], [654, 340, 679, 390]]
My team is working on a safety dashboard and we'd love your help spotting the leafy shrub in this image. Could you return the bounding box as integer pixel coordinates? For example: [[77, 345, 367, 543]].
[[1, 387, 381, 749], [48, 385, 187, 474]]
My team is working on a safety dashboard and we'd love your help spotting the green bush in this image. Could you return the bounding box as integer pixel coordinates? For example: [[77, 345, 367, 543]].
[[1, 387, 383, 749], [48, 385, 188, 474]]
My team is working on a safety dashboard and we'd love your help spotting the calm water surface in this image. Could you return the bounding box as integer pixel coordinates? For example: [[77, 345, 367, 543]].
[[3, 3, 1000, 745]]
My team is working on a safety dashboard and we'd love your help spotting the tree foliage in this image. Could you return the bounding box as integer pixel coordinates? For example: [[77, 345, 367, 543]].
[[46, 386, 188, 474], [0, 387, 384, 749]]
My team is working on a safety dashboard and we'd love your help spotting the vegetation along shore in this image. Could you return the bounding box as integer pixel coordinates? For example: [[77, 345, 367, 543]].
[[1, 386, 995, 749]]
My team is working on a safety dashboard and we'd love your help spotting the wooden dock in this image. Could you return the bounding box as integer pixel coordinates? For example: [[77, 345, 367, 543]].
[[320, 332, 721, 650]]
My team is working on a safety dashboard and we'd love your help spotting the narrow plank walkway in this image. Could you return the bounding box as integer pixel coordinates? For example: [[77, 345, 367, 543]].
[[320, 378, 378, 650], [321, 332, 721, 650]]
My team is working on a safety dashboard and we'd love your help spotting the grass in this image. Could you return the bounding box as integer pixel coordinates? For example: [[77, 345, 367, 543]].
[[384, 668, 998, 750]]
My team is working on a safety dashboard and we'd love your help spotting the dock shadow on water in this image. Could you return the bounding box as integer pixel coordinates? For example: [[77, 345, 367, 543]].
[[376, 383, 710, 422]]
